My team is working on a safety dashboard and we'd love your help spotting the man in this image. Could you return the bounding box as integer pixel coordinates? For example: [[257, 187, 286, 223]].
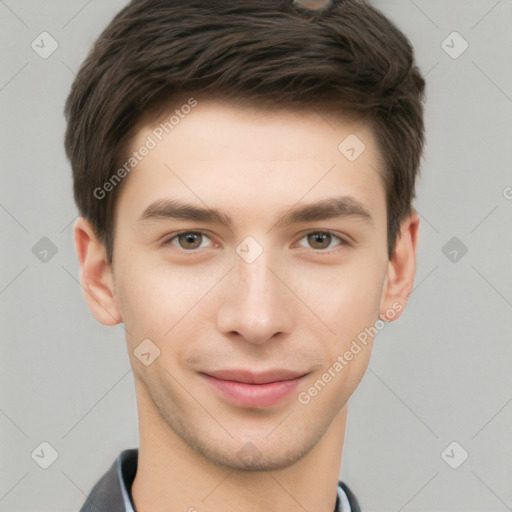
[[64, 0, 425, 510]]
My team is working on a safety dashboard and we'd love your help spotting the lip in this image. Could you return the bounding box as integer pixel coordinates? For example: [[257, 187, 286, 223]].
[[205, 368, 307, 384], [200, 369, 308, 408]]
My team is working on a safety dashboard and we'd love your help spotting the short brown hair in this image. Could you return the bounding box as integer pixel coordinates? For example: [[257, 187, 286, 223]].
[[64, 0, 426, 264]]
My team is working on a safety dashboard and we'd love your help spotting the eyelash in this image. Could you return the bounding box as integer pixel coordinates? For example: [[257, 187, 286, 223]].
[[162, 230, 350, 254]]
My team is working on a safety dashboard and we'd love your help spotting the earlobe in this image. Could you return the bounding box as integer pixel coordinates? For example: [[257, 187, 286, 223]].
[[73, 217, 122, 326], [379, 210, 420, 322]]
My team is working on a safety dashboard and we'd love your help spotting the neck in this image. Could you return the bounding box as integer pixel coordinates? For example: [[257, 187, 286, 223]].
[[131, 381, 347, 512]]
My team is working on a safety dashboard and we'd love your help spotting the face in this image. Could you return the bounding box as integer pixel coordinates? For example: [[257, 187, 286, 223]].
[[76, 98, 417, 472]]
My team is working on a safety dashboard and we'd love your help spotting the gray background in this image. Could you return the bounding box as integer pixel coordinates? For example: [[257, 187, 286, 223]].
[[1, 1, 511, 511]]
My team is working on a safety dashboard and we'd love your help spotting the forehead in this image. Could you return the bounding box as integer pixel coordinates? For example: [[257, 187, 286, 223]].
[[114, 99, 386, 230]]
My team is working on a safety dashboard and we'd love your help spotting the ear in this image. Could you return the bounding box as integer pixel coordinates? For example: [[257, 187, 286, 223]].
[[73, 216, 122, 326], [379, 209, 420, 321]]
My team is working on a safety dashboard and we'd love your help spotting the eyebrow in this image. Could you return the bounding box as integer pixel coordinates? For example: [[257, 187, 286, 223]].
[[138, 196, 374, 228]]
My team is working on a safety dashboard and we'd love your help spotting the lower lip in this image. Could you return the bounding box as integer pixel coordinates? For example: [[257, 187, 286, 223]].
[[201, 374, 306, 408]]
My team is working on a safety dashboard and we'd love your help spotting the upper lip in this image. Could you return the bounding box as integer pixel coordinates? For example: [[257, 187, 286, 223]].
[[203, 368, 308, 384]]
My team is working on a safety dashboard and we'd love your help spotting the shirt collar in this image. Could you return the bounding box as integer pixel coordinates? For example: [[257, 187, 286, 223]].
[[116, 449, 353, 512], [117, 454, 136, 512]]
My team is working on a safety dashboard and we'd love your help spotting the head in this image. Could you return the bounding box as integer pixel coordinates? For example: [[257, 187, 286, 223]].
[[65, 0, 425, 470]]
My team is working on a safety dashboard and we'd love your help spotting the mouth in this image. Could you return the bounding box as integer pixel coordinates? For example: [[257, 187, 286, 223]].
[[199, 369, 309, 408]]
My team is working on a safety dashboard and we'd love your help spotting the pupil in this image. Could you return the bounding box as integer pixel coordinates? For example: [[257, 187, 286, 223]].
[[181, 233, 200, 249], [310, 233, 330, 249]]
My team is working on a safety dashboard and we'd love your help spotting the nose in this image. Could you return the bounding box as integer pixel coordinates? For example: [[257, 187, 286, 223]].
[[216, 247, 295, 345]]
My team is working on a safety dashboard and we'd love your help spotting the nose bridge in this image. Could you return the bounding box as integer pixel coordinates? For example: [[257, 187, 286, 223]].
[[216, 243, 293, 343]]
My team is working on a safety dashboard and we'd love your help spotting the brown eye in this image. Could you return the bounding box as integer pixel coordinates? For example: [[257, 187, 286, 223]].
[[298, 231, 345, 251], [308, 232, 331, 249], [177, 232, 203, 250], [164, 231, 213, 251]]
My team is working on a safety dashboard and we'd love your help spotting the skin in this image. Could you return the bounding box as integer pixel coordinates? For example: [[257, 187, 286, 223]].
[[74, 99, 419, 512]]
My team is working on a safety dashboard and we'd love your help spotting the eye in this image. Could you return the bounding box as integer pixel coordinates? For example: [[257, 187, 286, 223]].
[[163, 231, 214, 251], [297, 231, 347, 251]]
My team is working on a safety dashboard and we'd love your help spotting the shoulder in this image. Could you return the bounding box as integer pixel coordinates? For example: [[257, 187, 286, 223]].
[[338, 480, 362, 512], [78, 449, 138, 512]]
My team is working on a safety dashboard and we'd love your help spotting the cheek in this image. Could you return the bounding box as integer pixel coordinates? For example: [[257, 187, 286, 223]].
[[113, 254, 225, 339], [338, 272, 383, 323], [295, 257, 386, 340], [296, 332, 374, 413], [113, 256, 168, 337], [296, 270, 382, 410]]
